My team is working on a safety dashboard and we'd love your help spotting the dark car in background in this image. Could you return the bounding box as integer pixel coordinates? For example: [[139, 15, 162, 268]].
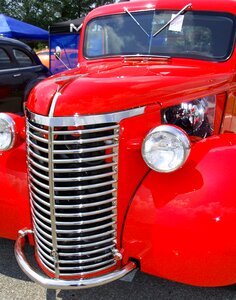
[[0, 37, 51, 114]]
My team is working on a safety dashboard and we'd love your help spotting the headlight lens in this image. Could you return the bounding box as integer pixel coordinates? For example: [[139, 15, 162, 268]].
[[0, 113, 15, 151], [142, 125, 190, 173], [162, 96, 216, 138]]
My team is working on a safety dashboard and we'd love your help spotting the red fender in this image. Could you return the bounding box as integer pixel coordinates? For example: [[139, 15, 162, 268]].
[[122, 134, 236, 287], [0, 143, 31, 240]]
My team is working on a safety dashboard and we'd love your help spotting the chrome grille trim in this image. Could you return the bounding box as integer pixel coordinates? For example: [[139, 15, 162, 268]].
[[30, 176, 49, 190], [52, 134, 118, 144], [35, 235, 116, 250], [28, 122, 48, 133], [55, 207, 116, 217], [32, 193, 50, 207], [27, 107, 144, 278], [35, 225, 115, 247], [53, 125, 120, 134], [29, 149, 49, 162], [32, 210, 52, 226], [35, 236, 53, 253], [29, 167, 49, 181], [55, 215, 117, 226], [28, 142, 49, 153], [37, 252, 55, 271], [52, 153, 117, 163], [31, 184, 50, 198], [53, 188, 117, 200], [53, 143, 118, 154], [33, 220, 52, 237], [27, 113, 119, 278], [28, 158, 49, 172], [55, 197, 116, 209], [55, 221, 116, 234], [58, 244, 116, 257], [53, 180, 116, 191], [54, 172, 117, 182], [53, 162, 116, 173], [28, 107, 145, 126], [55, 230, 116, 242], [33, 201, 51, 216], [28, 131, 48, 143], [37, 247, 55, 264], [58, 263, 117, 277], [35, 233, 53, 248], [59, 259, 116, 271], [59, 253, 113, 263]]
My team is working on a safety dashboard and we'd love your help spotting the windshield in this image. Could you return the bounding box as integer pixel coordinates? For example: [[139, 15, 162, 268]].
[[84, 10, 235, 61]]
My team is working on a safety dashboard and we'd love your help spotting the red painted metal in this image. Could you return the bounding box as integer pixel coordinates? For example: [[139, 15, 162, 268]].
[[27, 58, 235, 117], [0, 142, 31, 240], [122, 134, 236, 286], [1, 0, 236, 288]]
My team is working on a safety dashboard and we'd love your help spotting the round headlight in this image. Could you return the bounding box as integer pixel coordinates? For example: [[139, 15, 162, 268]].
[[0, 113, 15, 151], [142, 125, 191, 173]]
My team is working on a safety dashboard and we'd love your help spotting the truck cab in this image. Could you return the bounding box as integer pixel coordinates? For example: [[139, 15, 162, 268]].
[[0, 0, 236, 289]]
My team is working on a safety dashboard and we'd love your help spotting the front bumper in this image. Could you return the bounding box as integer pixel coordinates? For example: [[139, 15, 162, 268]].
[[15, 229, 137, 290]]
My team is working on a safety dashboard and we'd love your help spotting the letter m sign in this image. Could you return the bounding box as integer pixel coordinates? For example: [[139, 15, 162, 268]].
[[70, 23, 83, 33]]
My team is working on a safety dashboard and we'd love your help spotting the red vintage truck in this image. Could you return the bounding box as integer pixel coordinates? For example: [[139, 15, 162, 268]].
[[0, 0, 236, 289]]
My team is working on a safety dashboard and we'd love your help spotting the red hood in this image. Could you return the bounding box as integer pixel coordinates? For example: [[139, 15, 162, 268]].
[[27, 58, 232, 116]]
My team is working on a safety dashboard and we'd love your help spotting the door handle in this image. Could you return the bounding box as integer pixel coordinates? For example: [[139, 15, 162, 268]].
[[13, 73, 22, 77]]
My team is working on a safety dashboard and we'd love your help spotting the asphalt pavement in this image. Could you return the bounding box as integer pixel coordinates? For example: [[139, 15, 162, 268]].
[[1, 238, 236, 300]]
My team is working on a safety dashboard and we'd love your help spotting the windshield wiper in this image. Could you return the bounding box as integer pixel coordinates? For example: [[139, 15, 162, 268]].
[[153, 3, 192, 37], [124, 7, 150, 37]]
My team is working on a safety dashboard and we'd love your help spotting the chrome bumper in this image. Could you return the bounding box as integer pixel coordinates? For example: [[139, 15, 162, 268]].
[[15, 229, 137, 290]]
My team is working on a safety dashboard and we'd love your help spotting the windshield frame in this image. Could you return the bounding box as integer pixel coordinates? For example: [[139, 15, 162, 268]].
[[83, 10, 236, 62]]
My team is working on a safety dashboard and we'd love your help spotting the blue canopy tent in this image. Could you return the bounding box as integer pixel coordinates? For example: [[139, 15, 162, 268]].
[[49, 17, 84, 74], [0, 14, 48, 40]]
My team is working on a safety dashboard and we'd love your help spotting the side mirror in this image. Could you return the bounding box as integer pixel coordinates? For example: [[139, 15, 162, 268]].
[[53, 46, 70, 70], [54, 46, 62, 60]]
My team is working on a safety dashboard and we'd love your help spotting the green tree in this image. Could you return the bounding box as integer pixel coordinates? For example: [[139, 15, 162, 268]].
[[0, 0, 115, 50], [59, 0, 114, 19], [0, 0, 114, 29]]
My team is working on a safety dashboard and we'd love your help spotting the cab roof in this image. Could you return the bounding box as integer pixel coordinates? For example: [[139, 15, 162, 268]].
[[0, 36, 32, 52], [85, 0, 236, 21]]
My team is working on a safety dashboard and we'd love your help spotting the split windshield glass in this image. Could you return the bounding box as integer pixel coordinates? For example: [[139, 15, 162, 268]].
[[84, 10, 235, 61]]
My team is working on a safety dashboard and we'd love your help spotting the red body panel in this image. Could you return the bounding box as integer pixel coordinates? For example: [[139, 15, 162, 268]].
[[0, 143, 31, 240], [2, 0, 236, 288], [27, 58, 235, 117], [122, 134, 236, 286]]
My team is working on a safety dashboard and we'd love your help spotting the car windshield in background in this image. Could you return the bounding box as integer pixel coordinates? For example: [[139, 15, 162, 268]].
[[84, 10, 235, 61]]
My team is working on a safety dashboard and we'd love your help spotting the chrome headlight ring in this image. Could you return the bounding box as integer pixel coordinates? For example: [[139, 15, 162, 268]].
[[142, 125, 191, 173], [0, 113, 15, 151]]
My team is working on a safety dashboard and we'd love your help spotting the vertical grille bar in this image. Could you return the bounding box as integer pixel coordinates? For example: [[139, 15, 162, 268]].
[[48, 126, 60, 277], [26, 114, 120, 277]]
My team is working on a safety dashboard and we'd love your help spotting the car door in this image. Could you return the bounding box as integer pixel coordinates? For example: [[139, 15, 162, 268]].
[[0, 46, 24, 113], [12, 47, 46, 91], [12, 47, 51, 105]]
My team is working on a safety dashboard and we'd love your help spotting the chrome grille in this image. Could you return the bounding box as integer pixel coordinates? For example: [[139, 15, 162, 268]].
[[26, 114, 120, 277]]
